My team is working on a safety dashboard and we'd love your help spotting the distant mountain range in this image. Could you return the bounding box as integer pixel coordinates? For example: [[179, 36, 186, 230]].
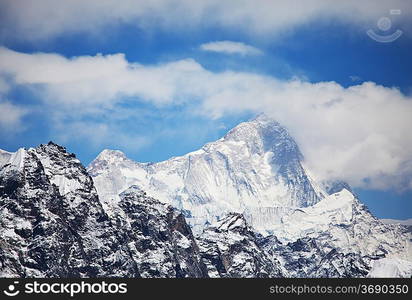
[[1, 115, 411, 277]]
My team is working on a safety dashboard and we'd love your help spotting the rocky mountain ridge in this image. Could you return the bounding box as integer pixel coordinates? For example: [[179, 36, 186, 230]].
[[0, 143, 205, 277], [1, 116, 412, 278], [88, 115, 327, 234]]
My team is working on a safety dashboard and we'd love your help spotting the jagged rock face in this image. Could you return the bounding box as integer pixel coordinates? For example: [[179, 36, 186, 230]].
[[84, 114, 412, 278], [88, 115, 327, 233], [260, 236, 372, 278], [0, 143, 139, 277], [255, 189, 412, 278], [197, 213, 285, 278], [1, 116, 412, 278], [0, 143, 206, 278], [115, 186, 207, 278], [198, 207, 411, 278]]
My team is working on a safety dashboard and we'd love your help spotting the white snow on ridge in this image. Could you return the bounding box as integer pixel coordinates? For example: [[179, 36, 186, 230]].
[[88, 116, 326, 233], [87, 115, 412, 271], [368, 258, 412, 278], [8, 148, 26, 170], [381, 218, 412, 226], [0, 148, 13, 167], [1, 144, 96, 208], [269, 189, 356, 241], [270, 189, 412, 260], [36, 151, 83, 196]]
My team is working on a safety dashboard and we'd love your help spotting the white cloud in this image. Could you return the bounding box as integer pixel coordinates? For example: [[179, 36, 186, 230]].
[[200, 41, 262, 56], [200, 80, 412, 191], [1, 47, 412, 190], [0, 101, 27, 131], [0, 47, 204, 106], [1, 0, 411, 41]]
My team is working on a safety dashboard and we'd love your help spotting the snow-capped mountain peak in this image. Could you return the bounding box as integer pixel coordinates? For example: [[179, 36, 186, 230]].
[[268, 188, 412, 258], [223, 114, 300, 156], [88, 116, 327, 232], [2, 136, 411, 277], [0, 143, 208, 277], [96, 149, 128, 163]]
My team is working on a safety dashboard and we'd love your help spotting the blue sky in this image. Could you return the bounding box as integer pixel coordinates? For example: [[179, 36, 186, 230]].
[[0, 0, 411, 219]]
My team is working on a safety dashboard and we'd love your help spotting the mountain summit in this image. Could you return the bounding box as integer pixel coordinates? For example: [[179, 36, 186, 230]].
[[88, 115, 327, 233], [1, 117, 411, 278]]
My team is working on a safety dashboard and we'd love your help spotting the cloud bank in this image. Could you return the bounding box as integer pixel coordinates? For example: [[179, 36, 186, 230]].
[[1, 0, 411, 41], [1, 47, 412, 190]]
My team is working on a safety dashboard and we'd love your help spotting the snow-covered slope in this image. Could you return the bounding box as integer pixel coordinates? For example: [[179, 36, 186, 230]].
[[0, 143, 291, 278], [198, 213, 285, 278], [381, 218, 412, 226], [0, 143, 207, 277], [260, 234, 373, 277], [88, 115, 327, 232], [0, 149, 12, 168], [367, 258, 412, 278], [0, 143, 135, 277], [87, 115, 412, 277], [1, 140, 411, 278], [268, 189, 411, 259]]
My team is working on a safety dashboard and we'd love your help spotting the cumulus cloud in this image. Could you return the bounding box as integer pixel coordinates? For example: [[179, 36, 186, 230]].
[[200, 41, 262, 56], [200, 80, 412, 191], [1, 47, 412, 190], [1, 0, 411, 41], [0, 47, 204, 106]]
